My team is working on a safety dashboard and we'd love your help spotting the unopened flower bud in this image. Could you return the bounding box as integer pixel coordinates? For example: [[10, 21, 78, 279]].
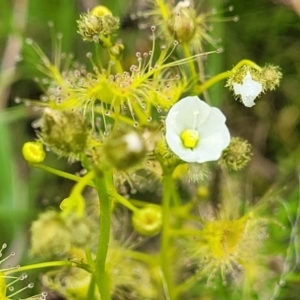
[[110, 42, 124, 59], [219, 137, 252, 171], [261, 64, 282, 91], [132, 206, 162, 236], [197, 185, 210, 199], [167, 1, 197, 43], [103, 129, 146, 170], [22, 141, 46, 164], [40, 109, 89, 160], [91, 5, 113, 17], [30, 211, 71, 258], [77, 6, 119, 45], [66, 215, 94, 248]]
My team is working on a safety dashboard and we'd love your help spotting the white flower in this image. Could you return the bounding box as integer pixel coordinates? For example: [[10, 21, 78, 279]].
[[233, 71, 263, 107], [165, 96, 230, 163]]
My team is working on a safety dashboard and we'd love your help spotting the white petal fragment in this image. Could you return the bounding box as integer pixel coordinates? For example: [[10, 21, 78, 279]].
[[233, 72, 263, 107]]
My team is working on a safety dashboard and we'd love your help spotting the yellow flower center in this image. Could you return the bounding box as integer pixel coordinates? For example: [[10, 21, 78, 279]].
[[180, 129, 200, 149]]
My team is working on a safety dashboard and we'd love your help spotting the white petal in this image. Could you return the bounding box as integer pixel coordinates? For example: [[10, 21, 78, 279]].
[[194, 129, 230, 163], [165, 96, 231, 163], [233, 72, 262, 107], [196, 107, 226, 137], [165, 96, 211, 135]]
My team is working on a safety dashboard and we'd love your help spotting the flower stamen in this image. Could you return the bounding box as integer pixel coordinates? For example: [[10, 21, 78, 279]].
[[180, 129, 200, 149]]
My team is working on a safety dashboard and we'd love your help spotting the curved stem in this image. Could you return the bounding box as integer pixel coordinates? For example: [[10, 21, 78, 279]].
[[32, 163, 96, 188], [94, 170, 113, 300], [233, 59, 262, 71], [196, 59, 262, 96], [196, 70, 230, 95]]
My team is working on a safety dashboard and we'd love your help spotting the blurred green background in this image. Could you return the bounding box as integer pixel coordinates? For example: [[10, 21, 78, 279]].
[[0, 0, 299, 298]]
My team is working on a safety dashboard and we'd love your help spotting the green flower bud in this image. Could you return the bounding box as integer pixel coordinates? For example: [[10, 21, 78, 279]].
[[261, 64, 282, 91], [219, 137, 252, 171], [22, 141, 46, 164], [66, 216, 95, 248], [167, 1, 197, 43], [30, 211, 72, 258], [103, 129, 146, 170], [40, 109, 89, 160], [77, 6, 119, 45], [30, 211, 94, 258], [132, 206, 162, 236], [154, 135, 180, 172]]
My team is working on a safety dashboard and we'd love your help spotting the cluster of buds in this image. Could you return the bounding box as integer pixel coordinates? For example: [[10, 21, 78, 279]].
[[30, 210, 94, 258], [39, 109, 90, 160], [77, 5, 119, 46]]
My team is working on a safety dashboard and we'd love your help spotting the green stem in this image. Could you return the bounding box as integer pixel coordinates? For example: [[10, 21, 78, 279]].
[[181, 43, 197, 82], [32, 163, 96, 188], [109, 190, 138, 212], [3, 260, 72, 275], [72, 170, 95, 195], [94, 170, 113, 300], [125, 250, 158, 266], [196, 70, 230, 95], [112, 58, 123, 74], [196, 59, 262, 96], [234, 59, 262, 71], [160, 172, 175, 300]]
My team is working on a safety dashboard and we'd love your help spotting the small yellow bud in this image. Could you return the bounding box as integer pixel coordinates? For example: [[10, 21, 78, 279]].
[[109, 42, 124, 59], [219, 137, 252, 171], [22, 141, 46, 164], [197, 185, 210, 199], [172, 163, 188, 180], [132, 206, 162, 236], [91, 5, 112, 17]]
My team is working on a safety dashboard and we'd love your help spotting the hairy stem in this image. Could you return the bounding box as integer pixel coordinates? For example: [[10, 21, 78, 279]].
[[94, 170, 113, 300], [160, 172, 175, 300]]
